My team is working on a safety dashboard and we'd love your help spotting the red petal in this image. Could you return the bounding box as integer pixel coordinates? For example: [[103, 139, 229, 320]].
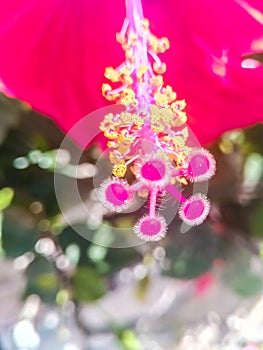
[[0, 0, 262, 147]]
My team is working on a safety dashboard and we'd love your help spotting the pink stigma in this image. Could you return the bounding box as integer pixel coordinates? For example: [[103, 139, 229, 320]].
[[106, 183, 129, 206], [141, 217, 161, 236], [134, 214, 167, 241], [185, 149, 216, 182], [183, 199, 205, 220], [98, 178, 133, 212], [141, 160, 166, 181], [179, 194, 210, 226], [188, 154, 209, 178]]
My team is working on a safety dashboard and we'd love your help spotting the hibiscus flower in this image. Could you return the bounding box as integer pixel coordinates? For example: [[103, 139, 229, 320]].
[[0, 0, 262, 147]]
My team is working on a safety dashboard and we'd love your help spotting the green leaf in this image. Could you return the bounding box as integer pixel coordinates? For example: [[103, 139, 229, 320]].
[[115, 328, 143, 350], [222, 244, 263, 297], [72, 266, 106, 302], [25, 256, 59, 304], [57, 226, 93, 266], [251, 202, 263, 238], [2, 209, 38, 257], [231, 271, 262, 297], [0, 187, 14, 211], [136, 276, 150, 300], [105, 247, 139, 276], [165, 224, 219, 279], [59, 226, 139, 275]]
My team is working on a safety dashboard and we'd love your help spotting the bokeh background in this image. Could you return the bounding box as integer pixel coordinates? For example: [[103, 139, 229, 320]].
[[0, 92, 263, 350], [0, 0, 263, 348]]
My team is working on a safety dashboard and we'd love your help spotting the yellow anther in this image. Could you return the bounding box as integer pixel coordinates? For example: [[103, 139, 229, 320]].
[[153, 62, 166, 74], [151, 124, 164, 133], [101, 16, 189, 163], [150, 75, 164, 89], [154, 91, 169, 107], [107, 141, 117, 148], [149, 35, 159, 52], [109, 150, 123, 163], [158, 37, 170, 53], [112, 162, 127, 177], [119, 88, 136, 106], [141, 19, 149, 30], [116, 32, 126, 44], [104, 129, 119, 140], [169, 178, 176, 185], [102, 83, 112, 96], [104, 67, 120, 82], [177, 177, 188, 186], [172, 111, 187, 126], [119, 141, 132, 154], [137, 65, 148, 77], [171, 99, 186, 111], [164, 86, 177, 103], [138, 189, 149, 198], [129, 33, 138, 45]]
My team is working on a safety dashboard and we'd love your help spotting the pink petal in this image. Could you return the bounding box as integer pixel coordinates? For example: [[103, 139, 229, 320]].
[[195, 272, 215, 295], [0, 0, 262, 147]]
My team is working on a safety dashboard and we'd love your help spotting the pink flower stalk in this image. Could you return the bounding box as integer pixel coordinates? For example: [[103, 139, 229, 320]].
[[0, 0, 262, 148]]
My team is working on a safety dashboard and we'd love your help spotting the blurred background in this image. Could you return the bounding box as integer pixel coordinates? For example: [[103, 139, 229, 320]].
[[0, 92, 263, 350]]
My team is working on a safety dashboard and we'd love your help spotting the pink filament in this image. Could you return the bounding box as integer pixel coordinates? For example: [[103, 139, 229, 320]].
[[166, 184, 186, 203], [126, 0, 152, 104], [149, 188, 158, 217]]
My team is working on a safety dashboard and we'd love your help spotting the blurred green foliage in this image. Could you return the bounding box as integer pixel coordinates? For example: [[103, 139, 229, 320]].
[[25, 256, 60, 304], [115, 328, 143, 350], [0, 92, 263, 312], [72, 266, 107, 302], [0, 187, 14, 210]]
